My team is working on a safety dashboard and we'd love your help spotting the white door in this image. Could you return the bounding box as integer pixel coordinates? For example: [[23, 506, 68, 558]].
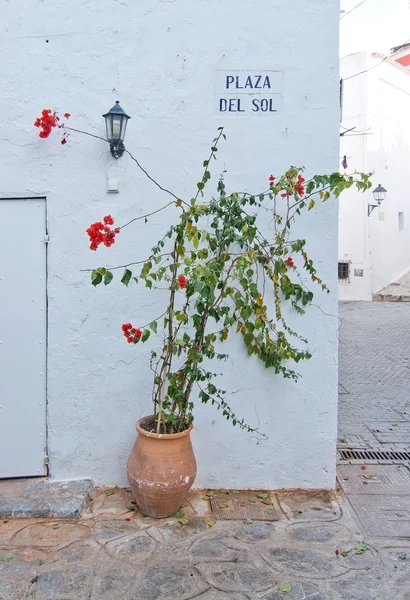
[[0, 198, 47, 477]]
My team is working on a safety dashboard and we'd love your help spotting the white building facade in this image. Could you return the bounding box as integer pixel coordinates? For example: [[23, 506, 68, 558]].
[[339, 52, 410, 301], [0, 0, 341, 489]]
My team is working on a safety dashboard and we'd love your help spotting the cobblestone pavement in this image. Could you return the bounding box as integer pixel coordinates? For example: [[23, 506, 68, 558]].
[[2, 484, 410, 600], [338, 302, 410, 456]]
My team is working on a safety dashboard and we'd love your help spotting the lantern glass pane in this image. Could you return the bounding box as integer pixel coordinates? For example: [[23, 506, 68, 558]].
[[112, 115, 122, 140], [105, 115, 113, 141], [120, 117, 128, 141]]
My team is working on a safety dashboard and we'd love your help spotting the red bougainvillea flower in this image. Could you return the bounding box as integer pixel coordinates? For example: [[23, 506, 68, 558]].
[[34, 109, 70, 143], [280, 193, 287, 198], [295, 175, 306, 196], [121, 323, 143, 343], [34, 109, 58, 138], [178, 275, 187, 289], [285, 257, 295, 268], [86, 216, 120, 250], [361, 466, 366, 470], [335, 549, 340, 556], [268, 174, 275, 186]]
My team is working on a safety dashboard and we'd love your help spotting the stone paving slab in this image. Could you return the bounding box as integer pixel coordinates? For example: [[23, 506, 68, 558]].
[[0, 478, 93, 519], [1, 485, 410, 600], [338, 465, 410, 495], [347, 493, 410, 538]]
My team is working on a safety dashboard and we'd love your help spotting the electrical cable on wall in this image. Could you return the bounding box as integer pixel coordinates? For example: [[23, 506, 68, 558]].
[[340, 0, 367, 20]]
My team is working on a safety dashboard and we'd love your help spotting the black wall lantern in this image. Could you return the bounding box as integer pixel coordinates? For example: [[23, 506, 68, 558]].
[[368, 183, 387, 216], [103, 101, 131, 159]]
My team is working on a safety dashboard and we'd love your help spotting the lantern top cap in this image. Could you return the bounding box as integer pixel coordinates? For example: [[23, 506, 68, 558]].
[[373, 183, 387, 194], [102, 101, 131, 119]]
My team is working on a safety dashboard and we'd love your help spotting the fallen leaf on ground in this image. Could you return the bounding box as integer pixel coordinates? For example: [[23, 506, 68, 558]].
[[220, 489, 230, 494], [278, 583, 292, 592], [206, 490, 215, 497], [3, 520, 9, 524], [105, 489, 116, 496], [204, 518, 216, 527], [218, 503, 229, 509], [244, 518, 253, 524], [178, 516, 189, 525], [232, 490, 240, 494], [202, 496, 210, 501], [355, 543, 368, 554], [175, 512, 185, 519], [363, 473, 374, 480], [249, 497, 256, 503], [257, 493, 269, 499], [0, 556, 12, 563], [345, 443, 355, 449], [126, 503, 136, 511], [39, 560, 45, 566], [399, 553, 407, 560], [260, 499, 271, 505]]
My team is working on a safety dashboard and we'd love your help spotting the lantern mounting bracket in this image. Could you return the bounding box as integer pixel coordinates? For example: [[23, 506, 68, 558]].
[[109, 141, 126, 159]]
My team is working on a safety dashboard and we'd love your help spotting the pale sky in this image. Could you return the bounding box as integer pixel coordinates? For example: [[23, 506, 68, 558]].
[[340, 0, 410, 57]]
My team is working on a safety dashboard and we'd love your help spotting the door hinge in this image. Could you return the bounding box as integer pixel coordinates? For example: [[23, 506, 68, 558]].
[[44, 456, 49, 466], [44, 234, 50, 244]]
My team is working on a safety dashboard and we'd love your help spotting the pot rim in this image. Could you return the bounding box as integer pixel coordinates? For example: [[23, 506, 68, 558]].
[[136, 415, 193, 440]]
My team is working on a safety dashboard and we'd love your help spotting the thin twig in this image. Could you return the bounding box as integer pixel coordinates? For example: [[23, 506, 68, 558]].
[[121, 203, 178, 229]]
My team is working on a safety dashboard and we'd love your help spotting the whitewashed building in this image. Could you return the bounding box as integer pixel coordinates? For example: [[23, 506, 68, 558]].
[[339, 50, 410, 301], [0, 0, 341, 490]]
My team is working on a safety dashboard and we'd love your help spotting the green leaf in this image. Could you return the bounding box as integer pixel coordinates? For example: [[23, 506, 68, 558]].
[[149, 321, 158, 334], [206, 490, 215, 497], [175, 512, 185, 518], [204, 518, 216, 527], [178, 516, 189, 525], [232, 490, 240, 494], [399, 553, 407, 560], [355, 543, 368, 553], [105, 489, 115, 496], [121, 268, 132, 286], [91, 270, 103, 286], [103, 270, 113, 285], [257, 493, 269, 499], [220, 489, 230, 494], [141, 330, 151, 342], [278, 584, 292, 593], [0, 556, 12, 563], [218, 503, 229, 508], [39, 559, 45, 566]]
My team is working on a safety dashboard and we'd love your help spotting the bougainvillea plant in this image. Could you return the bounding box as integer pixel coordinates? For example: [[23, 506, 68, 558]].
[[36, 111, 372, 435]]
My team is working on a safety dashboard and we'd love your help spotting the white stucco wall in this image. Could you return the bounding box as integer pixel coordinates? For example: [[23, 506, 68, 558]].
[[1, 0, 340, 488], [339, 52, 410, 300]]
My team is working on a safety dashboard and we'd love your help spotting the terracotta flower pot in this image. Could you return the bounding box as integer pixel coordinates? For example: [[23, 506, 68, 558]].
[[127, 415, 197, 518]]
